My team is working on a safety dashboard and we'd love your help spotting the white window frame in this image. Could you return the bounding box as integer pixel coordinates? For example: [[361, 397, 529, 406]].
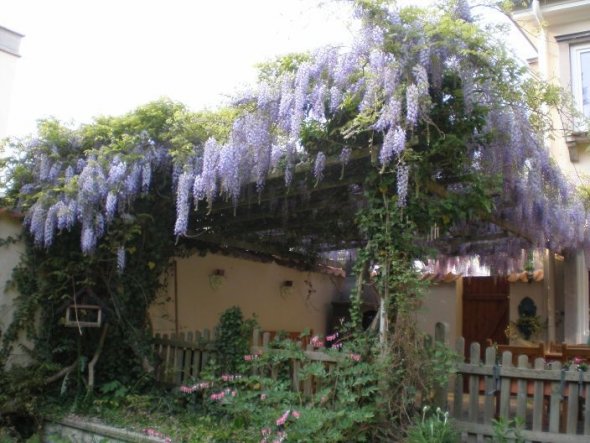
[[570, 42, 590, 130]]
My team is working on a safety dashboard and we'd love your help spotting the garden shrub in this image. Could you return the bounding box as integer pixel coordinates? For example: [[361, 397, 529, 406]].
[[178, 331, 383, 442]]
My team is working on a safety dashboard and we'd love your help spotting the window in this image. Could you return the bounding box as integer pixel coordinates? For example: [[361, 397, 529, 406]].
[[571, 43, 590, 124]]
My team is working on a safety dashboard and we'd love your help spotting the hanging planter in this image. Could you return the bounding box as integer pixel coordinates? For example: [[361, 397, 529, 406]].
[[209, 269, 226, 291]]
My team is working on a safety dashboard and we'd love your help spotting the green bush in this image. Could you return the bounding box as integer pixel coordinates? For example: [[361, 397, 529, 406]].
[[405, 406, 458, 443]]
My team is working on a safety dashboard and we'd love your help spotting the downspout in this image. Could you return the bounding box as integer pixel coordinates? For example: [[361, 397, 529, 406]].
[[532, 0, 548, 82]]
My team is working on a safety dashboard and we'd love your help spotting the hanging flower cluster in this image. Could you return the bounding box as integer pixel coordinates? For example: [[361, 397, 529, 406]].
[[19, 130, 170, 270]]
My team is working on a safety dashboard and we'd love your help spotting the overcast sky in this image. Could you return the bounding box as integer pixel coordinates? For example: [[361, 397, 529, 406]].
[[3, 0, 532, 138]]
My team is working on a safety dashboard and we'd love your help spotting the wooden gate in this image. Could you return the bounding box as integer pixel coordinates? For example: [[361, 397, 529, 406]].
[[462, 276, 509, 352]]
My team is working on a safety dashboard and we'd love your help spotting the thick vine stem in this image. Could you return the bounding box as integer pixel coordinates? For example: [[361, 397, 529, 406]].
[[45, 360, 78, 385], [379, 189, 390, 349], [87, 323, 109, 391]]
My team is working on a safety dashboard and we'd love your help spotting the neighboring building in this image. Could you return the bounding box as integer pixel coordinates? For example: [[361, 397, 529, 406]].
[[512, 0, 590, 344], [0, 24, 23, 139], [0, 24, 24, 365]]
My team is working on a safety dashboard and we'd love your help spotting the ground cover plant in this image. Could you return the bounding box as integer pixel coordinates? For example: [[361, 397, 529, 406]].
[[0, 0, 587, 441]]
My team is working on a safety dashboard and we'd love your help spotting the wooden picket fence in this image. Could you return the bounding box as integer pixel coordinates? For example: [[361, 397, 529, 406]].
[[153, 329, 216, 384], [154, 323, 590, 441], [152, 329, 338, 392], [451, 335, 590, 442]]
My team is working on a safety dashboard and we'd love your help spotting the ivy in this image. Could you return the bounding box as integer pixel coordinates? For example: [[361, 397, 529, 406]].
[[0, 1, 586, 439], [0, 234, 22, 249]]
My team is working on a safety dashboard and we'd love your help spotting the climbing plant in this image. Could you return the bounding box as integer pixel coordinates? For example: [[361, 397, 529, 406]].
[[0, 100, 235, 396], [0, 0, 587, 439]]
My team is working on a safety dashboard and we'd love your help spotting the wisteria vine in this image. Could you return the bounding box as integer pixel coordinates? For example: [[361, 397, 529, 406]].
[[5, 0, 589, 273]]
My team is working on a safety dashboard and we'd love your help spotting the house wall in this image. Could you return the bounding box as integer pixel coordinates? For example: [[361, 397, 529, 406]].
[[0, 212, 29, 366], [0, 50, 18, 138], [149, 253, 344, 337], [0, 25, 23, 139], [417, 279, 462, 346], [515, 7, 590, 174]]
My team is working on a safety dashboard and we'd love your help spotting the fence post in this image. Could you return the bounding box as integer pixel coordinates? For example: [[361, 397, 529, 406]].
[[566, 365, 580, 434], [584, 376, 590, 435], [252, 328, 261, 350], [303, 344, 313, 397], [193, 330, 202, 378], [453, 336, 465, 419], [292, 340, 302, 393], [498, 351, 512, 420], [166, 333, 176, 384], [434, 322, 449, 346], [202, 329, 211, 369], [183, 331, 194, 381], [468, 342, 481, 424], [153, 333, 162, 382], [549, 361, 562, 433], [533, 358, 546, 432], [515, 354, 528, 421], [483, 345, 497, 424], [433, 322, 449, 409], [175, 331, 185, 385]]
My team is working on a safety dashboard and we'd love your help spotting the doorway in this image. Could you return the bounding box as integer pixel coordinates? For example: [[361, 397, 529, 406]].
[[462, 276, 509, 354]]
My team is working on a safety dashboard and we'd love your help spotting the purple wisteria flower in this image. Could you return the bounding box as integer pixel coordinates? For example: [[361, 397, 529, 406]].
[[44, 204, 58, 248], [397, 164, 409, 207], [314, 152, 327, 185], [455, 0, 472, 22], [405, 84, 420, 126], [174, 171, 193, 236], [290, 62, 311, 140], [116, 246, 126, 273], [105, 192, 118, 222]]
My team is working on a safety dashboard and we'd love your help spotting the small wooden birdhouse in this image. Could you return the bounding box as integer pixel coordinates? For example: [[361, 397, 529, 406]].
[[62, 288, 104, 328], [65, 304, 102, 328]]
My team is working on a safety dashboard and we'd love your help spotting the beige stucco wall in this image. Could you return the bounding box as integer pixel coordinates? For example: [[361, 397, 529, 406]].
[[149, 253, 344, 337], [0, 212, 29, 366], [417, 278, 462, 346]]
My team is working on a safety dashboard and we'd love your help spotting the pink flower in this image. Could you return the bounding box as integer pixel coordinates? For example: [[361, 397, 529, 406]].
[[276, 410, 290, 426], [179, 385, 195, 393], [244, 354, 252, 361], [261, 428, 271, 437], [349, 353, 361, 362], [326, 333, 338, 342], [231, 390, 237, 397], [210, 390, 227, 401], [310, 335, 324, 348], [221, 373, 241, 382], [143, 428, 170, 441], [292, 410, 300, 419]]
